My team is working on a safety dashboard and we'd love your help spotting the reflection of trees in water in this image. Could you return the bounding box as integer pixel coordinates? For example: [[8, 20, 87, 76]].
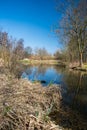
[[62, 70, 87, 116], [51, 66, 87, 109], [53, 65, 66, 74], [63, 71, 87, 98], [72, 72, 87, 114], [50, 70, 87, 130], [58, 71, 87, 128], [36, 65, 48, 75], [24, 65, 49, 80]]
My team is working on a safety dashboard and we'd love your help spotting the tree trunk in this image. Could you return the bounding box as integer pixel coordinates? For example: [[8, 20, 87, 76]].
[[79, 52, 83, 67]]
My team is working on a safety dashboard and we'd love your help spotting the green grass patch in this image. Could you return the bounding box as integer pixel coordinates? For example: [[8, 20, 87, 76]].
[[83, 64, 87, 69], [20, 59, 31, 64]]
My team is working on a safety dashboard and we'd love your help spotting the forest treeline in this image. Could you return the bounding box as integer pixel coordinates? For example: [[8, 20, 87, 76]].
[[54, 0, 87, 67], [0, 0, 87, 70], [0, 30, 69, 66], [0, 31, 52, 64]]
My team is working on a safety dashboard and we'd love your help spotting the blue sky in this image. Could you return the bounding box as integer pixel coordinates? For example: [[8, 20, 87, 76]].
[[0, 0, 62, 54]]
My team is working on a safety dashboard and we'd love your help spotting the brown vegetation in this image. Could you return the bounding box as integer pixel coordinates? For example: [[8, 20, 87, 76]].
[[0, 67, 62, 130]]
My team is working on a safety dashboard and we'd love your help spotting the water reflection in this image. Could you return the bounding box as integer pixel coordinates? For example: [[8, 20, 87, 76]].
[[22, 65, 64, 85], [62, 70, 87, 112], [21, 65, 87, 129], [22, 65, 87, 105]]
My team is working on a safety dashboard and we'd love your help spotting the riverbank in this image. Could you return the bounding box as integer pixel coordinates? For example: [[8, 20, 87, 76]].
[[0, 67, 64, 130], [20, 59, 66, 67], [21, 59, 87, 72], [0, 59, 87, 129], [70, 64, 87, 72]]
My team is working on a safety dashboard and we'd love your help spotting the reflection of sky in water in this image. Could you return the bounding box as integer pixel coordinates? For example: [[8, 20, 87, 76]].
[[21, 65, 87, 116], [21, 66, 65, 86]]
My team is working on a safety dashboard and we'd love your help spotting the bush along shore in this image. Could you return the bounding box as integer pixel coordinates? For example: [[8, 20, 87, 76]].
[[0, 65, 64, 130]]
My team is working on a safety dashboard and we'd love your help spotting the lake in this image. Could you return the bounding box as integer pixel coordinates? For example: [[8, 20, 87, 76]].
[[21, 65, 87, 129]]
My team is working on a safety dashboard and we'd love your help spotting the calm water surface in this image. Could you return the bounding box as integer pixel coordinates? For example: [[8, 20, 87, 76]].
[[21, 65, 87, 128]]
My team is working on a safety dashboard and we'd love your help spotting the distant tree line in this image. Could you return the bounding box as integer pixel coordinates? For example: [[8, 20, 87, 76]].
[[0, 31, 54, 68]]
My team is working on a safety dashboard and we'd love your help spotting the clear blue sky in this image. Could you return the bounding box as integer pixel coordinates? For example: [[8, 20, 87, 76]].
[[0, 0, 62, 54]]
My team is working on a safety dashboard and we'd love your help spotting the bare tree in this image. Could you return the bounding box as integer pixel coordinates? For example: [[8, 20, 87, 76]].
[[35, 47, 50, 60], [55, 0, 87, 67], [54, 49, 67, 61], [0, 31, 9, 66], [24, 46, 32, 58], [13, 39, 24, 60]]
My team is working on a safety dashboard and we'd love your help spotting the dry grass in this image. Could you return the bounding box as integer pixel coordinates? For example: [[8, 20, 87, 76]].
[[0, 71, 62, 130]]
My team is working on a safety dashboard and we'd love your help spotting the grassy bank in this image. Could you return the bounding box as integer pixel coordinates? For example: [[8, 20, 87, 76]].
[[20, 58, 66, 67], [71, 64, 87, 72]]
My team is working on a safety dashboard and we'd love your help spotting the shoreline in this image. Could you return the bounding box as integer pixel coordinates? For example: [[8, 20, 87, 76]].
[[21, 59, 87, 72], [0, 65, 87, 129], [0, 69, 63, 130], [70, 66, 87, 72], [20, 59, 66, 67]]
